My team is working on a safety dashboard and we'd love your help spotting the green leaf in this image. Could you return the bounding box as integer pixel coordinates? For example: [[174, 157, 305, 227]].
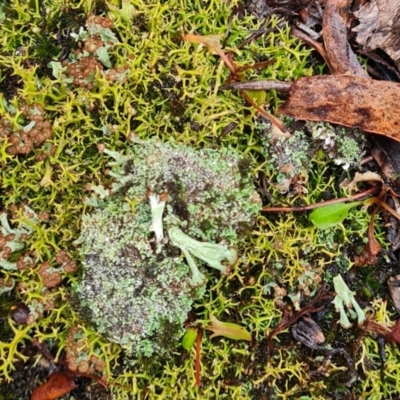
[[182, 327, 197, 351], [244, 89, 266, 105], [309, 201, 364, 229], [206, 314, 251, 341], [117, 0, 136, 23]]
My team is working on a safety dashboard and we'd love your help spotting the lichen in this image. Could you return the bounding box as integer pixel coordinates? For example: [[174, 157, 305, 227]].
[[260, 120, 367, 194], [74, 137, 261, 358], [307, 121, 366, 170]]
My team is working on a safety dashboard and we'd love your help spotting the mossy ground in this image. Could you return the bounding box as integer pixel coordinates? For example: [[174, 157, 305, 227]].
[[0, 1, 399, 399]]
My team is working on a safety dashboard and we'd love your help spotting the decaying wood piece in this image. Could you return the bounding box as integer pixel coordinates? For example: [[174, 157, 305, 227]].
[[279, 75, 400, 142], [323, 0, 367, 77], [353, 0, 400, 70]]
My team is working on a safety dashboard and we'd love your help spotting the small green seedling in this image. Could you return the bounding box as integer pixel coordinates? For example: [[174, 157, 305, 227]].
[[206, 314, 252, 341], [182, 327, 198, 351], [332, 274, 365, 329], [309, 201, 364, 229]]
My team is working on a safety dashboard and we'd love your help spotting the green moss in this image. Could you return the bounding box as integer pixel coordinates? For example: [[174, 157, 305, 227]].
[[0, 0, 393, 398]]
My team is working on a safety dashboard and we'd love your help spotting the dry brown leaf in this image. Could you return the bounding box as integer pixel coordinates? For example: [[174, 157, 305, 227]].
[[340, 171, 383, 193], [353, 0, 400, 70], [388, 275, 400, 313], [388, 318, 400, 345], [370, 137, 400, 187], [354, 208, 381, 267], [279, 74, 400, 141], [353, 233, 381, 267], [31, 372, 77, 400], [323, 0, 367, 77]]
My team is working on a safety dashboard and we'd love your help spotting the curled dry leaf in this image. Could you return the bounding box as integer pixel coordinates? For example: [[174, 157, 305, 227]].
[[353, 208, 381, 267], [291, 317, 325, 350], [323, 0, 367, 76], [31, 371, 77, 400], [370, 138, 400, 188], [280, 75, 400, 142], [340, 171, 384, 194]]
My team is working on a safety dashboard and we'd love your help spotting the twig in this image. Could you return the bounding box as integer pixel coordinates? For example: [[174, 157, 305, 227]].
[[294, 21, 321, 40], [220, 80, 292, 92], [240, 90, 288, 134], [267, 282, 333, 350], [369, 198, 400, 221], [291, 27, 332, 70], [195, 328, 202, 387], [262, 186, 378, 212]]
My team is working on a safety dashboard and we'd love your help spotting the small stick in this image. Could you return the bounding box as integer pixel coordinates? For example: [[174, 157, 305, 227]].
[[195, 328, 203, 387], [240, 90, 289, 134], [291, 27, 332, 71], [261, 186, 378, 212], [220, 80, 292, 92]]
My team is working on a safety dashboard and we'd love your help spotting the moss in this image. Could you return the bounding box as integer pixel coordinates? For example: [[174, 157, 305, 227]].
[[0, 0, 394, 398]]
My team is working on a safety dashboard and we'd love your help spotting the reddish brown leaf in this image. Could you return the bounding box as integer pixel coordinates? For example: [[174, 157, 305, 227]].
[[354, 207, 381, 267], [31, 372, 77, 400], [279, 75, 400, 142]]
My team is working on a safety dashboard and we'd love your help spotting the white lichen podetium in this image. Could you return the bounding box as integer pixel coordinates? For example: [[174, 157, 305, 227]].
[[332, 274, 365, 329], [75, 136, 261, 358], [146, 190, 168, 244], [168, 226, 237, 287]]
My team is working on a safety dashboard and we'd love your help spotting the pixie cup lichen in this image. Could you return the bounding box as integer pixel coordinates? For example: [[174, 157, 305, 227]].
[[74, 136, 261, 358]]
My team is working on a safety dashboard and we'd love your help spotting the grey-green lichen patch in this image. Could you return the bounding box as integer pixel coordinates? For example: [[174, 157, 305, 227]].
[[307, 122, 366, 170], [74, 137, 261, 358], [260, 120, 367, 193]]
